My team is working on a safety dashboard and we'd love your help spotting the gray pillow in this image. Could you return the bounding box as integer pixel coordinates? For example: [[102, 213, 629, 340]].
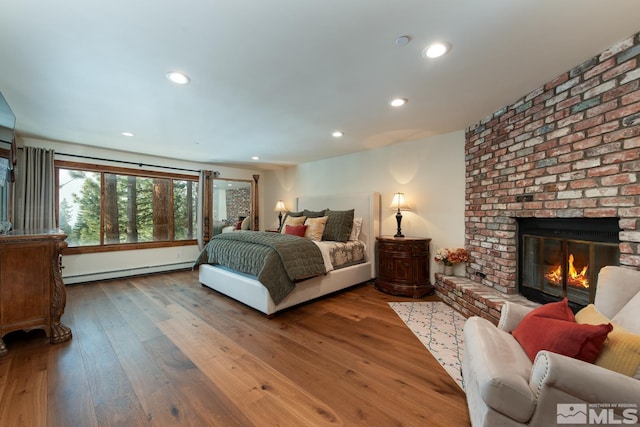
[[322, 209, 355, 242], [303, 209, 326, 218]]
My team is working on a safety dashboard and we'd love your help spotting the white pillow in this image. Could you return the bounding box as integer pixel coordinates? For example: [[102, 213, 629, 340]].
[[349, 217, 363, 241]]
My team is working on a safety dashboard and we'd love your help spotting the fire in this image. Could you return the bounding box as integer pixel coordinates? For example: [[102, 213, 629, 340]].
[[545, 254, 589, 288]]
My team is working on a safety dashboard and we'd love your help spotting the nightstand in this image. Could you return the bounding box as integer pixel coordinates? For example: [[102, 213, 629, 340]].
[[375, 236, 433, 298]]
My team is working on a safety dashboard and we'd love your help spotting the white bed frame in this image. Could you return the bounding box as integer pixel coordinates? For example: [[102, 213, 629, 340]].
[[198, 192, 381, 315]]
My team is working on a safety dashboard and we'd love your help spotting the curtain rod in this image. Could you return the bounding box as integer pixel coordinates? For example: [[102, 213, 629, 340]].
[[19, 146, 205, 173], [57, 152, 201, 173]]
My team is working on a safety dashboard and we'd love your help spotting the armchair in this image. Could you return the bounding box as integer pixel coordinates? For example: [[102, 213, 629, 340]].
[[462, 266, 640, 426]]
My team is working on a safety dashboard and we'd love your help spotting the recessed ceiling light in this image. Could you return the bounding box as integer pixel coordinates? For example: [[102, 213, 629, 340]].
[[422, 42, 451, 59], [166, 71, 191, 85], [121, 131, 134, 137], [389, 98, 408, 107], [332, 131, 344, 138], [251, 156, 260, 160], [395, 35, 411, 47]]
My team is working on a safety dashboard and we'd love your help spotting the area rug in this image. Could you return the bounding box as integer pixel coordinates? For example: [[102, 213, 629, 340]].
[[389, 301, 466, 390]]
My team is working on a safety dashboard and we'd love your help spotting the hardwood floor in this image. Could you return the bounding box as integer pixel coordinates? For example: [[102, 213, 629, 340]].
[[0, 270, 470, 426]]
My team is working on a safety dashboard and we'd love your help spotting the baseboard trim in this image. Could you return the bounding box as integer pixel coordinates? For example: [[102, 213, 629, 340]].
[[63, 262, 194, 284]]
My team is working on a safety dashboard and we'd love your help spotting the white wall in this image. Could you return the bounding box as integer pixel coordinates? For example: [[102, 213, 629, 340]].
[[17, 136, 262, 283], [13, 130, 466, 283], [262, 130, 467, 281]]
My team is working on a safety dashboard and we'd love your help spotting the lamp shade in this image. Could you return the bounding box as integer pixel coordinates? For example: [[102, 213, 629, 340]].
[[273, 200, 287, 212], [390, 193, 410, 211]]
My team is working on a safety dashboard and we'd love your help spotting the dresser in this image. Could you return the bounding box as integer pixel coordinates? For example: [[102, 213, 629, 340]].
[[0, 230, 72, 356], [375, 236, 433, 298]]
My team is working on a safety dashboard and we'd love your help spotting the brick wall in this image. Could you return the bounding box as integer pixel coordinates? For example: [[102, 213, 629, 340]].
[[464, 31, 640, 295], [226, 188, 251, 223]]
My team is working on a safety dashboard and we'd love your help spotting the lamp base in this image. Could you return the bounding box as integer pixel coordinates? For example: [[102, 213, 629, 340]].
[[394, 211, 404, 238]]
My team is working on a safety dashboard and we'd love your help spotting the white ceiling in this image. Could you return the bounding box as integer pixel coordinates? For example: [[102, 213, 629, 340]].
[[1, 1, 639, 169]]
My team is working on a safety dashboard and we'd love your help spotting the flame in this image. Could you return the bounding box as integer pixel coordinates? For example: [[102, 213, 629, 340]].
[[545, 254, 589, 288]]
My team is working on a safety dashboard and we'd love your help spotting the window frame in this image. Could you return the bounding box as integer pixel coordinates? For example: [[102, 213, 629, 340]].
[[56, 160, 198, 255]]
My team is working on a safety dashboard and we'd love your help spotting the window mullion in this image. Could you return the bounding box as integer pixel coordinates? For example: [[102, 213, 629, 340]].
[[100, 172, 105, 246], [169, 180, 175, 241]]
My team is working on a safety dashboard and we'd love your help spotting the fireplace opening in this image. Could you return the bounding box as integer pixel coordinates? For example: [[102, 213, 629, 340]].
[[517, 218, 620, 311]]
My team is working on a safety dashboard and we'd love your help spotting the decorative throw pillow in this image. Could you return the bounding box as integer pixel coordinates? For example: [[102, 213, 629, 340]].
[[285, 224, 307, 237], [349, 217, 363, 241], [303, 209, 326, 218], [525, 297, 575, 321], [304, 216, 329, 241], [512, 298, 613, 363], [280, 215, 306, 234], [576, 304, 640, 379], [279, 211, 304, 232], [241, 217, 251, 230], [322, 209, 355, 242]]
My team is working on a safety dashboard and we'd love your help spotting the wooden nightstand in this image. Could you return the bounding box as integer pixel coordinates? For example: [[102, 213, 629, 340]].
[[375, 235, 433, 298]]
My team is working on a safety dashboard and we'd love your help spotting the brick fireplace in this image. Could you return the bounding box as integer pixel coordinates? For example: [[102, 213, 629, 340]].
[[435, 31, 640, 323]]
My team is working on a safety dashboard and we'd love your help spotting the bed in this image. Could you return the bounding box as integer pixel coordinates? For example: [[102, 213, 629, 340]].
[[196, 192, 381, 315]]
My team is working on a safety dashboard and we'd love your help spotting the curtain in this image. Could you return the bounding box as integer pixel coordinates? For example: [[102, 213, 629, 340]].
[[252, 174, 260, 231], [14, 146, 56, 230], [196, 170, 213, 249]]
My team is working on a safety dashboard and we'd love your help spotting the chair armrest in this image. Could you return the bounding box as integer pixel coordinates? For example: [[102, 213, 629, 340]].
[[498, 302, 534, 332], [530, 351, 640, 403]]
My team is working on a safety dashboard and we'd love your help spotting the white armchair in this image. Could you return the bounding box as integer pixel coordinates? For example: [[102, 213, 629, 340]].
[[462, 266, 640, 427]]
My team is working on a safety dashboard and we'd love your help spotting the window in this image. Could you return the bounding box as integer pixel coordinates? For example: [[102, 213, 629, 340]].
[[57, 161, 198, 252]]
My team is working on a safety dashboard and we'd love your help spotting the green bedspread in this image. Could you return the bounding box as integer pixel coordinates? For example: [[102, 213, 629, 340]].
[[193, 231, 327, 304]]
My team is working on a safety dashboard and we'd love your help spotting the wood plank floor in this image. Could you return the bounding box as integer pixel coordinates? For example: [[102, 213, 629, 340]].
[[0, 270, 471, 426]]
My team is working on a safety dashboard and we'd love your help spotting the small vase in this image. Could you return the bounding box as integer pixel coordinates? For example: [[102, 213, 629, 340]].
[[444, 265, 453, 275]]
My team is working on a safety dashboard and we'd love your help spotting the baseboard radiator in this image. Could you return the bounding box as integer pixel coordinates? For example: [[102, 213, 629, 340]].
[[63, 262, 194, 285]]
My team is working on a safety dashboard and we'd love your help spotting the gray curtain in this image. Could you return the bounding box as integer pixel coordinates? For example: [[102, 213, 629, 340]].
[[14, 146, 57, 230]]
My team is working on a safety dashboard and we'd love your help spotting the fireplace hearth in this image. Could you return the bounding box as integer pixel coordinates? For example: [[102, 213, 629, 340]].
[[517, 218, 620, 311]]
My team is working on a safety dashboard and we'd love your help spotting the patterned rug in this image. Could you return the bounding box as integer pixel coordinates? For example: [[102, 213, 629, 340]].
[[389, 301, 466, 390]]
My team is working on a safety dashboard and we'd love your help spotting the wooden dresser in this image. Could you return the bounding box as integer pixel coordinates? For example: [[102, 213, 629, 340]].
[[0, 230, 72, 356], [375, 236, 433, 298]]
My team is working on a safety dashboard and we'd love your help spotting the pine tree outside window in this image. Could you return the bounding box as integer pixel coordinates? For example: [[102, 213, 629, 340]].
[[57, 162, 197, 252]]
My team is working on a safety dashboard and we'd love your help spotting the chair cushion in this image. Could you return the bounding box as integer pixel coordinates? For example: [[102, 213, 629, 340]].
[[611, 290, 640, 335], [595, 266, 640, 320], [576, 304, 640, 379], [512, 299, 612, 363], [463, 316, 536, 423]]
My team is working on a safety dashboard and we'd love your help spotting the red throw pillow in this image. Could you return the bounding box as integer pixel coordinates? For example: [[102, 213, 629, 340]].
[[235, 220, 243, 230], [285, 224, 307, 237], [523, 298, 576, 322], [512, 298, 613, 363]]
